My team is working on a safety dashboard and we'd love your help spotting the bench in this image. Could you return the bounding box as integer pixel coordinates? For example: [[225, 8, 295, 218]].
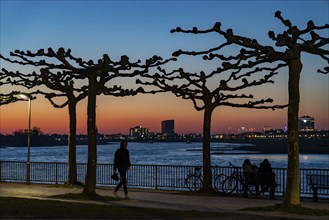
[[242, 172, 276, 198], [306, 174, 329, 202]]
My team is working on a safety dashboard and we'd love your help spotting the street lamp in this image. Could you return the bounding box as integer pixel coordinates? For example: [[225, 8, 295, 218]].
[[19, 94, 32, 184]]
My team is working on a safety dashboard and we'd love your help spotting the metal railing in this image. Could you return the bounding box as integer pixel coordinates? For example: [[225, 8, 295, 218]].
[[1, 161, 328, 198]]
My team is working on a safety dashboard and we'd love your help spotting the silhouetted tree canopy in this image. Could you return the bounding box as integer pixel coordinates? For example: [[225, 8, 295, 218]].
[[167, 10, 328, 205], [1, 47, 175, 195], [138, 16, 289, 192]]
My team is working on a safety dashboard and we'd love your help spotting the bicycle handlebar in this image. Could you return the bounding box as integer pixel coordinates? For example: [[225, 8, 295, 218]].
[[229, 162, 238, 168]]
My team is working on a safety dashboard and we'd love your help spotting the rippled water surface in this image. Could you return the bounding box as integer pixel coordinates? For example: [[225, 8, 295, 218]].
[[1, 142, 328, 169]]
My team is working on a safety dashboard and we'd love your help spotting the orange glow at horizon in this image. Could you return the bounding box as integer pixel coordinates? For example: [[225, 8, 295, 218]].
[[1, 92, 328, 135]]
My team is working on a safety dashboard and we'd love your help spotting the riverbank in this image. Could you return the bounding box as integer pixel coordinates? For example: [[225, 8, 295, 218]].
[[233, 138, 329, 154]]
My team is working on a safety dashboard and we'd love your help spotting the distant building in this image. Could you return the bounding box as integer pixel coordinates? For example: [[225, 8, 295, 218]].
[[262, 126, 272, 132], [298, 115, 315, 132], [162, 120, 175, 135], [284, 124, 288, 133], [130, 125, 149, 139]]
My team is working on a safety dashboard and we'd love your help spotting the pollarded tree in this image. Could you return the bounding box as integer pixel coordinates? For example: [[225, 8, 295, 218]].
[[138, 38, 288, 192], [1, 48, 173, 195], [170, 11, 328, 205], [38, 89, 87, 186], [0, 66, 87, 185], [260, 12, 328, 206]]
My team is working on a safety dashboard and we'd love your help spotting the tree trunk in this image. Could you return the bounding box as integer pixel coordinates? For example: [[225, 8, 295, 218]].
[[283, 58, 302, 206], [67, 99, 77, 185], [202, 104, 213, 192], [83, 76, 98, 195]]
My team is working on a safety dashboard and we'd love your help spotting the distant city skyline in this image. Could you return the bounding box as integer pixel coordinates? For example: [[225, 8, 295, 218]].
[[2, 115, 324, 136], [126, 114, 320, 135], [1, 1, 328, 135]]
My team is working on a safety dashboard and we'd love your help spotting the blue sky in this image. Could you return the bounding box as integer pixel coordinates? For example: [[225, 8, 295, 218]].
[[1, 0, 328, 134], [2, 0, 328, 59]]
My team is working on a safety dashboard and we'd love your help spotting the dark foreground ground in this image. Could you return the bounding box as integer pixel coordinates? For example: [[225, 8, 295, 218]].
[[1, 182, 328, 220]]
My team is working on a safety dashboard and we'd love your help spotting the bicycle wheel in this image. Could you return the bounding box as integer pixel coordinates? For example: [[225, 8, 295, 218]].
[[222, 176, 238, 194], [185, 175, 203, 191], [213, 174, 226, 192]]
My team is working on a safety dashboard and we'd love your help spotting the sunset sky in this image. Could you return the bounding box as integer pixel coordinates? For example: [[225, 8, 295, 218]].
[[1, 0, 328, 135]]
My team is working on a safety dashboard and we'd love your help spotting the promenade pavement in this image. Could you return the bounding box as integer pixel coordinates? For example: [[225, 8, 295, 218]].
[[1, 182, 328, 219]]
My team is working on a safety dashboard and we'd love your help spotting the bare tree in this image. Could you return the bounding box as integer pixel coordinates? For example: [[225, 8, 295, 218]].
[[1, 48, 173, 195], [267, 12, 328, 206], [138, 34, 287, 192], [1, 59, 87, 185], [169, 11, 328, 205]]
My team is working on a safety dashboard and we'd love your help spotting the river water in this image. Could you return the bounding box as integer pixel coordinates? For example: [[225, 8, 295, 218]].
[[1, 142, 328, 169]]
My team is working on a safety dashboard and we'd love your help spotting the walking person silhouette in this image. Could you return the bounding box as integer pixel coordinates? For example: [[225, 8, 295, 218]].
[[113, 140, 131, 199]]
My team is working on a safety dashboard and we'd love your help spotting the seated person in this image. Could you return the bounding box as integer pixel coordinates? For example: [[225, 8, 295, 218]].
[[258, 159, 276, 199], [242, 159, 258, 197]]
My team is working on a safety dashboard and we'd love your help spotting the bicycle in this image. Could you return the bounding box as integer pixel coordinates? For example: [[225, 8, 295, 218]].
[[221, 162, 259, 196], [184, 166, 227, 192]]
